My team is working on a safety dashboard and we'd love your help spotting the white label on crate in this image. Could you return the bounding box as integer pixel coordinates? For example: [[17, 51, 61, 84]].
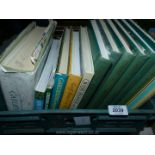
[[74, 116, 91, 126], [108, 105, 128, 116]]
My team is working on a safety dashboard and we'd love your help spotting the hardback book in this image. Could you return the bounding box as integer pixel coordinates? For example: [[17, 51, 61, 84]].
[[78, 20, 112, 109], [70, 27, 94, 109], [86, 19, 122, 108], [59, 29, 82, 109], [127, 77, 155, 110], [101, 19, 149, 106], [88, 19, 136, 109], [50, 28, 71, 109], [34, 39, 61, 110], [0, 20, 57, 111], [115, 19, 155, 104]]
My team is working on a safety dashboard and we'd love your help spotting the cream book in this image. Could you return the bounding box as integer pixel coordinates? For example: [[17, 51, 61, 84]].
[[70, 27, 94, 109], [59, 29, 82, 109], [0, 20, 57, 111]]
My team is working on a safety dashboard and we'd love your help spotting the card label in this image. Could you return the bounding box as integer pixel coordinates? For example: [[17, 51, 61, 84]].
[[74, 116, 91, 126], [108, 105, 128, 116]]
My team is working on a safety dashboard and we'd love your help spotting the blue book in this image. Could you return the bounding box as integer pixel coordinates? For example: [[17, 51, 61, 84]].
[[50, 73, 68, 109], [34, 97, 45, 110]]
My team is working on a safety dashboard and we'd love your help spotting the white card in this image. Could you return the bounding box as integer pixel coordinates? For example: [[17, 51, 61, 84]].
[[74, 116, 91, 126], [108, 105, 128, 116]]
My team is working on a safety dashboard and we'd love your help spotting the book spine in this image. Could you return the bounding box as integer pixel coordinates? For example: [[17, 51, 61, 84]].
[[50, 73, 68, 109], [103, 55, 148, 105], [89, 53, 134, 109], [118, 56, 155, 104], [59, 74, 82, 109], [34, 91, 45, 110], [44, 88, 51, 110], [78, 25, 112, 109], [70, 73, 93, 109], [128, 78, 155, 110]]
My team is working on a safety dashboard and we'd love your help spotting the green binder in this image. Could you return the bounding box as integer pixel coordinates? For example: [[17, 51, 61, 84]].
[[101, 19, 149, 107], [115, 19, 155, 104], [87, 19, 136, 109]]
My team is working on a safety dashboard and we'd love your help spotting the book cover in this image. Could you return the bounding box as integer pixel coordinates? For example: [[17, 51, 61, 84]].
[[88, 19, 136, 109], [127, 78, 155, 110], [50, 73, 68, 109], [44, 75, 54, 110], [0, 21, 56, 111], [101, 19, 149, 106], [115, 19, 155, 104], [70, 27, 94, 109], [34, 91, 45, 110], [59, 74, 82, 109], [78, 20, 112, 109], [59, 30, 82, 109], [49, 28, 71, 109]]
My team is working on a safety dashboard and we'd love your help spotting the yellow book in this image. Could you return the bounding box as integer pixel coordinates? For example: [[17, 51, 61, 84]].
[[59, 29, 82, 109]]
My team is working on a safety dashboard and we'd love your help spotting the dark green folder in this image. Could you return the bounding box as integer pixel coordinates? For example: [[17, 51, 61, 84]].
[[87, 19, 136, 109], [101, 19, 149, 106], [114, 19, 155, 104], [78, 20, 112, 109]]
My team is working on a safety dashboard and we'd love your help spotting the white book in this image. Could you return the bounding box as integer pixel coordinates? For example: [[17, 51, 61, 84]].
[[0, 20, 57, 111], [70, 27, 94, 109], [34, 39, 61, 110]]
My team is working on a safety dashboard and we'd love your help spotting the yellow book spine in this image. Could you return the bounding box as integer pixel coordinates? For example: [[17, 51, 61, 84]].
[[59, 74, 82, 109]]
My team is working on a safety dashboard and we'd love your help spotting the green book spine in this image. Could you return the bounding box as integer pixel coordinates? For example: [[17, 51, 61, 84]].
[[88, 52, 135, 109], [101, 19, 149, 106], [78, 21, 112, 109], [87, 19, 136, 109], [113, 19, 155, 104], [102, 55, 148, 106], [119, 58, 155, 104]]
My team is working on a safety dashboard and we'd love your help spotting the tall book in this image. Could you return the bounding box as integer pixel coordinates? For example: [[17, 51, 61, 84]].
[[50, 28, 70, 109], [88, 19, 136, 109], [70, 27, 94, 109], [78, 20, 112, 109], [0, 20, 57, 111], [86, 19, 122, 108], [59, 29, 82, 109], [101, 19, 149, 106], [34, 39, 61, 110], [114, 19, 155, 104]]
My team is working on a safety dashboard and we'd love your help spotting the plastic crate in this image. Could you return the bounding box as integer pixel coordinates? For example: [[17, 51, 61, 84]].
[[0, 100, 154, 134]]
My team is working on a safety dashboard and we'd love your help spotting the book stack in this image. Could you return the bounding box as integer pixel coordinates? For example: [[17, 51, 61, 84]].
[[0, 19, 155, 111]]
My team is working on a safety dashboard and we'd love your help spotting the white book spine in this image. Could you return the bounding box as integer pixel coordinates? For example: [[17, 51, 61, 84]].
[[70, 73, 93, 109]]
